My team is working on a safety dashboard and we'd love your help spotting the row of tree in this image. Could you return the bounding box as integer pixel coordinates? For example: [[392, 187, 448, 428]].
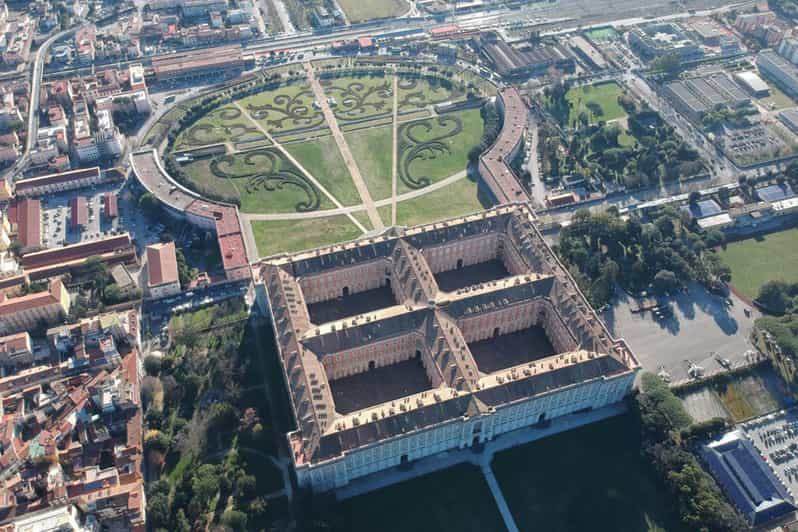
[[558, 207, 729, 307]]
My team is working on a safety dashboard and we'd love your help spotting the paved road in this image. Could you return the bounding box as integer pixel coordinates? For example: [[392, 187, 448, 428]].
[[2, 25, 85, 181], [304, 62, 384, 229], [234, 101, 368, 232]]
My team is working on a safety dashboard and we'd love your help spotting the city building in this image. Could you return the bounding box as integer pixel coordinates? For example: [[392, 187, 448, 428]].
[[13, 167, 105, 198], [102, 192, 118, 221], [70, 196, 88, 231], [663, 73, 750, 121], [477, 34, 574, 79], [0, 279, 70, 335], [478, 88, 530, 204], [30, 126, 68, 166], [0, 331, 33, 368], [257, 204, 639, 491], [12, 198, 41, 253], [702, 430, 796, 527], [628, 22, 703, 62], [145, 242, 180, 299], [20, 234, 137, 281], [734, 70, 770, 98], [779, 37, 798, 65], [758, 50, 798, 99], [150, 45, 245, 82], [130, 150, 251, 281]]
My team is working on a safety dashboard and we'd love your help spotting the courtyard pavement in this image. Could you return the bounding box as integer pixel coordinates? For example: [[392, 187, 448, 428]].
[[602, 281, 758, 384]]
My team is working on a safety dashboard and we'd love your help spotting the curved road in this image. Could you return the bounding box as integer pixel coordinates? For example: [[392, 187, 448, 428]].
[[3, 24, 86, 182]]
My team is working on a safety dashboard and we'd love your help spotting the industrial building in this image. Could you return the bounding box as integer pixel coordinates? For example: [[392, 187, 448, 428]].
[[702, 430, 796, 527], [477, 34, 574, 79], [757, 51, 798, 100], [628, 22, 703, 62], [663, 73, 750, 121], [734, 71, 770, 98], [257, 204, 639, 491]]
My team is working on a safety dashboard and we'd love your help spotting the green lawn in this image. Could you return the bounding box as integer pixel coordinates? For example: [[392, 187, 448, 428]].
[[397, 74, 466, 112], [337, 0, 409, 23], [181, 150, 335, 215], [323, 464, 505, 532], [562, 81, 627, 128], [716, 228, 798, 299], [237, 82, 325, 134], [352, 210, 373, 230], [324, 74, 394, 122], [174, 105, 265, 150], [283, 136, 361, 206], [345, 125, 394, 201], [493, 414, 683, 532], [395, 176, 491, 227], [397, 109, 485, 193], [252, 215, 363, 256], [180, 158, 242, 202]]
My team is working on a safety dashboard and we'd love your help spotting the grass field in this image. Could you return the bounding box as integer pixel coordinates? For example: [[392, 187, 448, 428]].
[[345, 125, 394, 200], [584, 27, 618, 41], [336, 0, 409, 23], [563, 81, 627, 128], [174, 105, 264, 150], [398, 109, 484, 193], [716, 228, 798, 299], [324, 74, 394, 122], [396, 75, 466, 112], [252, 215, 363, 256], [323, 464, 505, 532], [714, 381, 756, 422], [238, 82, 325, 134], [493, 414, 682, 532], [283, 136, 361, 206], [395, 176, 491, 227], [181, 151, 335, 215]]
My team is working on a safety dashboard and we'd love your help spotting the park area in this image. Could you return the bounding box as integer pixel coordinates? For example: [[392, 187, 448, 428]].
[[716, 228, 798, 299], [549, 81, 627, 128], [492, 415, 683, 532], [159, 66, 493, 257], [321, 464, 505, 532]]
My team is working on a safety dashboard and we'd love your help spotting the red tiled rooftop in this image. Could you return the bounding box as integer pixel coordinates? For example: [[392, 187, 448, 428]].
[[146, 242, 178, 287], [16, 167, 101, 193], [21, 234, 134, 270], [16, 198, 41, 249], [0, 280, 63, 316], [70, 196, 88, 229], [103, 192, 118, 219], [218, 233, 248, 271]]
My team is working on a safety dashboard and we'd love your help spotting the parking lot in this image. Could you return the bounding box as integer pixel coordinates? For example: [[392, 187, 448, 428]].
[[41, 181, 162, 251], [743, 409, 798, 501], [602, 281, 759, 384]]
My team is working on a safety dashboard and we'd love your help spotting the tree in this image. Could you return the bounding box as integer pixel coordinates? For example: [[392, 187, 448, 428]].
[[139, 192, 160, 217], [758, 280, 792, 315], [144, 355, 162, 376], [653, 269, 679, 294], [191, 464, 221, 504], [221, 509, 248, 531]]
